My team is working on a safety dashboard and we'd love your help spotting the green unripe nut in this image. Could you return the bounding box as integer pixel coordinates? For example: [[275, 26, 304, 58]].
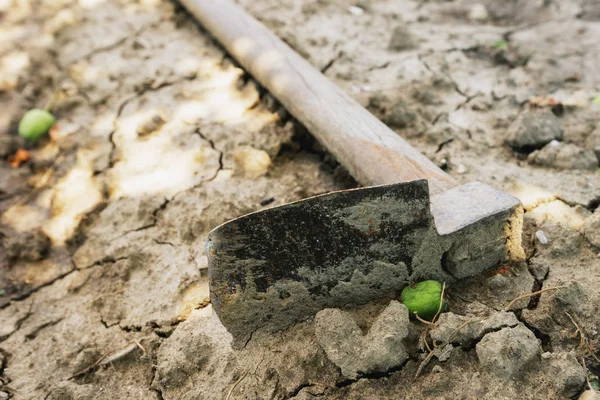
[[401, 280, 446, 321], [18, 109, 55, 141]]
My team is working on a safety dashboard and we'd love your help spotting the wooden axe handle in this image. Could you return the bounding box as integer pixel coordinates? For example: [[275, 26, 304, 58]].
[[180, 0, 457, 195]]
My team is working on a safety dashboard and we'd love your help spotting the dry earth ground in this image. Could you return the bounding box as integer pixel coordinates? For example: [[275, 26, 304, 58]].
[[0, 0, 600, 399]]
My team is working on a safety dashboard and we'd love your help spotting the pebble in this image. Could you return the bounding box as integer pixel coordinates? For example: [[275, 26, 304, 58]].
[[535, 230, 549, 245], [348, 6, 364, 16], [505, 109, 563, 150], [231, 146, 272, 178]]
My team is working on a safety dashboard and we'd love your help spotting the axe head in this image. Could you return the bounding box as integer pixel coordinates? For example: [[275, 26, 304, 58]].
[[206, 179, 522, 345]]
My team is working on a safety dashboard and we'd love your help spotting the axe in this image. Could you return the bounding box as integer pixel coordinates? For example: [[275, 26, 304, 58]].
[[180, 0, 525, 344]]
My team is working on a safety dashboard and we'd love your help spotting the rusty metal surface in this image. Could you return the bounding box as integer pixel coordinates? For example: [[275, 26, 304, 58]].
[[206, 179, 523, 344], [207, 180, 441, 343]]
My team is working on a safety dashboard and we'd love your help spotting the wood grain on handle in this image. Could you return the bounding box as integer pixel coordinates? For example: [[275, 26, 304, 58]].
[[180, 0, 457, 195]]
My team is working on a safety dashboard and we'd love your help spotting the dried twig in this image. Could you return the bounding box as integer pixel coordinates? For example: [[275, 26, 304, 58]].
[[565, 312, 600, 363], [225, 371, 248, 400], [414, 313, 434, 326], [415, 351, 436, 379], [566, 311, 586, 349], [504, 286, 567, 312], [68, 342, 141, 379], [422, 330, 432, 353], [431, 282, 446, 325], [414, 282, 447, 379]]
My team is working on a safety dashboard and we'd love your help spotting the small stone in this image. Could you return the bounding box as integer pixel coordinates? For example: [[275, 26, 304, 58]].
[[314, 301, 410, 379], [0, 392, 8, 400], [386, 98, 417, 129], [348, 5, 364, 16], [456, 164, 467, 174], [388, 25, 417, 52], [544, 352, 586, 397], [505, 109, 563, 150], [468, 4, 489, 21], [528, 142, 598, 170], [231, 146, 272, 178], [541, 352, 552, 359], [432, 365, 444, 373], [583, 209, 600, 249], [535, 230, 548, 245], [476, 324, 542, 378]]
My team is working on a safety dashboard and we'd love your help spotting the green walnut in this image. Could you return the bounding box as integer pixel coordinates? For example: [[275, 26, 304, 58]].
[[401, 280, 446, 321], [18, 109, 55, 141]]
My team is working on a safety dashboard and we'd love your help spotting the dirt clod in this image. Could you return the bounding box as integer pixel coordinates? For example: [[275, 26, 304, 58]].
[[314, 301, 410, 380], [505, 109, 563, 151], [476, 324, 542, 379], [543, 351, 587, 397], [528, 141, 598, 170]]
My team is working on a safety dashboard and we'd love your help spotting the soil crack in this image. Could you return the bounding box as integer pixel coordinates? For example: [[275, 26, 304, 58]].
[[0, 301, 34, 342], [25, 317, 63, 341]]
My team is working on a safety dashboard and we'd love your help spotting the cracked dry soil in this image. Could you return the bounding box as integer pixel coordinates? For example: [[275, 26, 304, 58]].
[[1, 0, 600, 399]]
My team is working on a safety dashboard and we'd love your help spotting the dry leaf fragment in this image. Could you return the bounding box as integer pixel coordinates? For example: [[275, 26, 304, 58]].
[[8, 148, 30, 168]]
